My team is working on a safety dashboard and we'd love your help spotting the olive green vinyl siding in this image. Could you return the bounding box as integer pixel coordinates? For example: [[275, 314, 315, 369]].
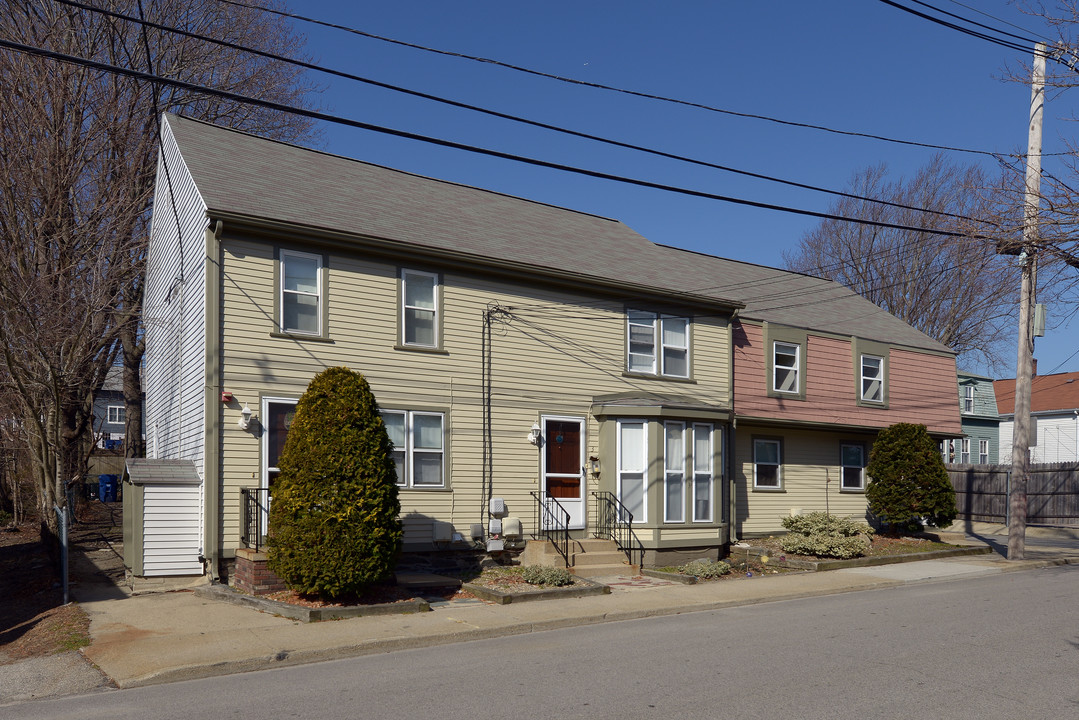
[[215, 239, 732, 553], [734, 424, 875, 537]]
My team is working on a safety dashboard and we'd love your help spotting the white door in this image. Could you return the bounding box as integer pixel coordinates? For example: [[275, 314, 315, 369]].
[[541, 416, 586, 530]]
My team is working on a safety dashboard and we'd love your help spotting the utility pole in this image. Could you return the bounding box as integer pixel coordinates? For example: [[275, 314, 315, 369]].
[[1008, 42, 1046, 561]]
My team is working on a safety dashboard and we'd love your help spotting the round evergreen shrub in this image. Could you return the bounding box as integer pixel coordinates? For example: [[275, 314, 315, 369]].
[[266, 367, 402, 599], [865, 423, 957, 532]]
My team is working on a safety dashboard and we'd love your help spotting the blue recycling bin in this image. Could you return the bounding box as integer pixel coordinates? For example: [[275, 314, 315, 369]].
[[99, 474, 118, 503]]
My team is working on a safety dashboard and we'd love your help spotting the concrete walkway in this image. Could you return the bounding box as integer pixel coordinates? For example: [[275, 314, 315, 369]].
[[3, 525, 1077, 704]]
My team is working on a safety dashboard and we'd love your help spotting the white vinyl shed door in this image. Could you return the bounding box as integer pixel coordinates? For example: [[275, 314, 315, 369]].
[[143, 483, 203, 576]]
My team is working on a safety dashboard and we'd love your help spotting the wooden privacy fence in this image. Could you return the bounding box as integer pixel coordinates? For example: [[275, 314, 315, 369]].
[[945, 462, 1079, 525]]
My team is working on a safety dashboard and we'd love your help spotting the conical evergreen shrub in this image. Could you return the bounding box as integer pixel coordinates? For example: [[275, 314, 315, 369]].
[[865, 422, 957, 531], [266, 367, 402, 599]]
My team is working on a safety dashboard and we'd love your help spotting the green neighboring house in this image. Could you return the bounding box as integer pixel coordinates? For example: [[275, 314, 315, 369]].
[[949, 371, 1000, 464]]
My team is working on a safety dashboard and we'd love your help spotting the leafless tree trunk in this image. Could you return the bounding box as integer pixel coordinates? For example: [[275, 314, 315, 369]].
[[0, 0, 317, 536]]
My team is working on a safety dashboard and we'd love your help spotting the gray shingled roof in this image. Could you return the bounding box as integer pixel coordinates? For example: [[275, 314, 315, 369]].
[[164, 114, 951, 354], [126, 458, 201, 485]]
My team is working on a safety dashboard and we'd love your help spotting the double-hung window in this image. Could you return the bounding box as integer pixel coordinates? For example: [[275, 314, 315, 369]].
[[960, 437, 971, 464], [692, 424, 713, 522], [280, 250, 322, 335], [840, 444, 865, 491], [861, 355, 884, 403], [664, 423, 685, 523], [626, 311, 689, 378], [401, 269, 439, 348], [979, 439, 989, 464], [383, 410, 445, 488], [963, 386, 975, 413], [773, 342, 800, 394], [107, 405, 126, 424], [753, 438, 781, 489]]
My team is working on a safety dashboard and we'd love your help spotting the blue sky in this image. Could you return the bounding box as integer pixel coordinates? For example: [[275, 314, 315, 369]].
[[287, 0, 1078, 377]]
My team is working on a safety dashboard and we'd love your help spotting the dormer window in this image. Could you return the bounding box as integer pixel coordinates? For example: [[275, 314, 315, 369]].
[[963, 385, 975, 413], [773, 342, 800, 394], [861, 355, 884, 403]]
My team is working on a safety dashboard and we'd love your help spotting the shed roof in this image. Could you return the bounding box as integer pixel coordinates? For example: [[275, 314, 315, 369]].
[[125, 458, 201, 485], [164, 114, 952, 353]]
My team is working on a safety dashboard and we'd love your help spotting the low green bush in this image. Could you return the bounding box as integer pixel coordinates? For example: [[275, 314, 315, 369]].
[[678, 559, 731, 578], [780, 511, 873, 559], [520, 565, 574, 586]]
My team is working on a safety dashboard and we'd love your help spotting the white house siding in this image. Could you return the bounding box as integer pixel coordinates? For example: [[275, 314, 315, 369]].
[[144, 117, 208, 475], [215, 238, 732, 553], [999, 413, 1079, 463], [735, 425, 877, 537]]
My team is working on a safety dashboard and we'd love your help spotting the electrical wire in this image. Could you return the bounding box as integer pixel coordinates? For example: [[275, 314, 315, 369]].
[[214, 0, 1025, 159], [52, 0, 989, 223], [1, 35, 1002, 242]]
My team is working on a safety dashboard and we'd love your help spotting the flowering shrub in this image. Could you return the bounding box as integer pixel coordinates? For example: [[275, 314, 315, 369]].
[[678, 559, 731, 578], [780, 511, 873, 559]]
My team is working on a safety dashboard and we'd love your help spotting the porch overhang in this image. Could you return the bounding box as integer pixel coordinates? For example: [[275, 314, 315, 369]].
[[592, 392, 731, 421]]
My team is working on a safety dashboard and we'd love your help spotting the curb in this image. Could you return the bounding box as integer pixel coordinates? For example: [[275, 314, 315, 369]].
[[461, 575, 610, 604], [193, 584, 431, 622]]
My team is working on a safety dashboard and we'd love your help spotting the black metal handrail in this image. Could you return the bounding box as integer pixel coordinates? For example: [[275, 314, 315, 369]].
[[530, 490, 571, 567], [240, 487, 270, 552], [591, 491, 645, 568]]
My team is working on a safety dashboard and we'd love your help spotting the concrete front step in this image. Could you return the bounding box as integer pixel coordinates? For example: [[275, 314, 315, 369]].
[[571, 550, 631, 567], [571, 563, 639, 579]]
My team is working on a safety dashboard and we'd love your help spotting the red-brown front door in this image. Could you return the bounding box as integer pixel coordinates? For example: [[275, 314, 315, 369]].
[[542, 417, 585, 529]]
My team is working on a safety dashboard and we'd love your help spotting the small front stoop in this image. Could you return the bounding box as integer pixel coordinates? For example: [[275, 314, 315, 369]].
[[520, 538, 638, 578]]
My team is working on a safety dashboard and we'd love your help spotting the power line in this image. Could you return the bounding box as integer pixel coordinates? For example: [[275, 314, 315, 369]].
[[49, 0, 982, 223], [943, 0, 1052, 43], [214, 0, 1025, 159], [1, 35, 1001, 242], [906, 0, 1043, 46]]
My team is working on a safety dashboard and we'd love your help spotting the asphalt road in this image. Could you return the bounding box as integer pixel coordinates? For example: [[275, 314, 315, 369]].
[[4, 564, 1077, 720]]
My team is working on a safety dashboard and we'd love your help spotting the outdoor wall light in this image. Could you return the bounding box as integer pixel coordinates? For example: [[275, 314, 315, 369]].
[[238, 403, 253, 430], [589, 456, 601, 477], [528, 422, 541, 446]]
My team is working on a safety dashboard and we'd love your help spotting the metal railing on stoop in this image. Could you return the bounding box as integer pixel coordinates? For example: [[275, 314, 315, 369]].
[[591, 491, 645, 569], [240, 487, 269, 552], [529, 491, 571, 567]]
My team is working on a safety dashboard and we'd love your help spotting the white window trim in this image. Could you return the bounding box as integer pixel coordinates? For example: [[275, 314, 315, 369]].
[[383, 409, 446, 489], [840, 443, 865, 491], [279, 249, 322, 335], [960, 437, 971, 464], [692, 423, 714, 523], [772, 342, 800, 394], [979, 439, 989, 464], [626, 310, 657, 374], [660, 316, 690, 378], [753, 438, 782, 489], [400, 269, 439, 348], [963, 385, 975, 413], [616, 419, 648, 524], [860, 354, 885, 403], [626, 311, 690, 378], [664, 422, 685, 523], [107, 405, 126, 424]]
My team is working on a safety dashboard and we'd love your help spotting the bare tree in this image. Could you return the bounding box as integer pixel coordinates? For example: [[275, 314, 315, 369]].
[[783, 155, 1021, 369], [0, 0, 317, 536]]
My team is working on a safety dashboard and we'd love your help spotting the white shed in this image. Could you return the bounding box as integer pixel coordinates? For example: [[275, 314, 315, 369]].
[[123, 459, 204, 577]]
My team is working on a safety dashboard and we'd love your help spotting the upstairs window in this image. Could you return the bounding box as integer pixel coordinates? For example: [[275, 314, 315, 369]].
[[401, 269, 439, 348], [773, 342, 800, 394], [280, 250, 322, 335], [107, 405, 126, 424], [963, 385, 975, 413], [626, 311, 690, 378], [840, 443, 865, 491], [861, 355, 884, 403]]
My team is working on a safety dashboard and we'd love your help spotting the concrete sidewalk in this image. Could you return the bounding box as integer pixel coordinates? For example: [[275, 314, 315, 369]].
[[75, 533, 1079, 690], [3, 525, 1077, 704]]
